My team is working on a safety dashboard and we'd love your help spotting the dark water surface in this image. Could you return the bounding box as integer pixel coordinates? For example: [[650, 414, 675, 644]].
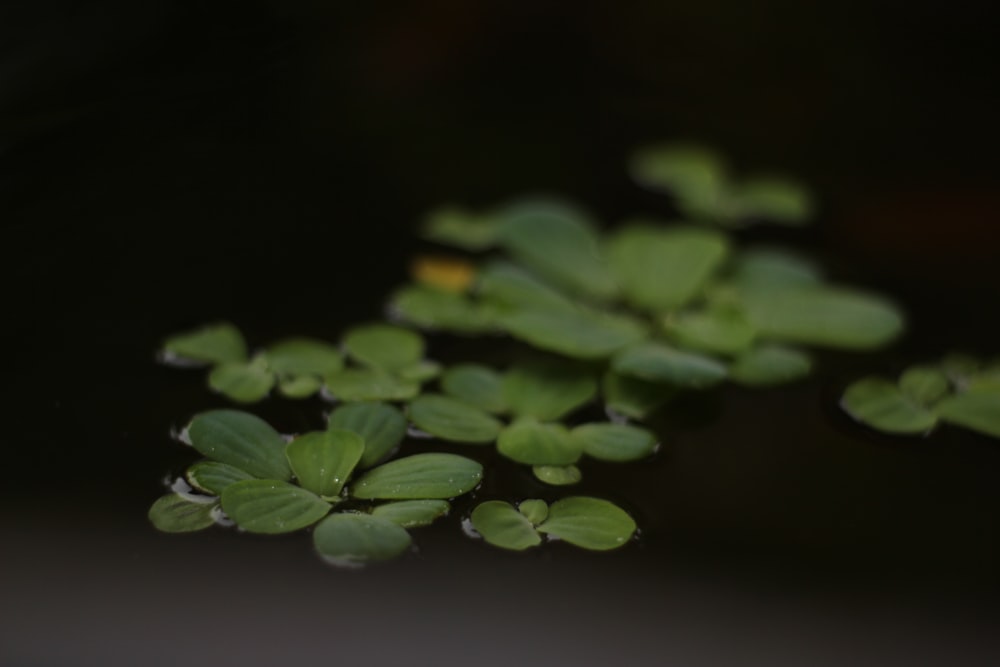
[[4, 3, 1000, 665]]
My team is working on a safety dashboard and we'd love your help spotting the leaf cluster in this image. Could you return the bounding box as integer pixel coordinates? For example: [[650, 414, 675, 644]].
[[842, 354, 1000, 438]]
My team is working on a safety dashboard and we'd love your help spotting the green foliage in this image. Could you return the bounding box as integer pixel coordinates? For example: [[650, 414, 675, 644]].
[[842, 354, 1000, 440], [470, 497, 636, 551], [154, 143, 986, 568]]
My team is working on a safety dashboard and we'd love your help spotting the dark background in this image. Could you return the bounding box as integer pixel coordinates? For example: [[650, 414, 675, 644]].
[[3, 2, 1000, 665]]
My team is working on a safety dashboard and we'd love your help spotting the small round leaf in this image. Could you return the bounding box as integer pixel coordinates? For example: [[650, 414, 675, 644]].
[[602, 371, 676, 420], [518, 499, 548, 526], [899, 365, 950, 405]]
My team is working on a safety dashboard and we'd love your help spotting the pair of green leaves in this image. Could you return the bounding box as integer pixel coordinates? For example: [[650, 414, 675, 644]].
[[149, 409, 483, 565], [629, 144, 812, 227], [469, 497, 636, 551], [842, 355, 1000, 438]]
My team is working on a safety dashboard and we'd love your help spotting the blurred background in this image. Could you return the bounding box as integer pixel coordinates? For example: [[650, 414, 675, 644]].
[[2, 2, 999, 665]]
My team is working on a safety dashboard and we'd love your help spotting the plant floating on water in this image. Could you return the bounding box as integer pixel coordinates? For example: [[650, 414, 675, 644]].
[[468, 497, 637, 551], [842, 354, 1000, 438], [148, 409, 481, 566], [155, 143, 920, 566]]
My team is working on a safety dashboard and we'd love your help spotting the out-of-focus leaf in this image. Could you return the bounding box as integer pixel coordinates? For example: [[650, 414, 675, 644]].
[[497, 420, 581, 466], [613, 342, 727, 388], [208, 355, 274, 403], [602, 371, 676, 420], [264, 338, 343, 377], [495, 199, 617, 300], [420, 206, 501, 251], [666, 307, 755, 356], [841, 377, 938, 434], [343, 324, 425, 372], [608, 225, 729, 313], [532, 465, 582, 486], [408, 394, 503, 443], [935, 388, 1000, 438], [313, 513, 412, 567], [571, 423, 657, 462], [324, 369, 420, 402], [441, 363, 508, 413], [162, 322, 247, 364], [390, 284, 496, 333], [728, 345, 812, 387], [502, 360, 597, 421], [899, 365, 950, 405], [500, 307, 647, 359]]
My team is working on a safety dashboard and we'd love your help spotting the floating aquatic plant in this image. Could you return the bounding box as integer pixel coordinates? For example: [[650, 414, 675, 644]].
[[153, 143, 941, 567], [149, 409, 482, 565], [842, 354, 1000, 438]]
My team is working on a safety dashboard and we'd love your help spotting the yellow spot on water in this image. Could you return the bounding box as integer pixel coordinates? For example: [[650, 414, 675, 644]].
[[410, 255, 476, 292]]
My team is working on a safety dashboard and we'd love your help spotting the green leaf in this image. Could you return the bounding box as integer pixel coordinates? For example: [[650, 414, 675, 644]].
[[441, 363, 508, 413], [602, 371, 676, 420], [324, 369, 420, 402], [476, 261, 575, 312], [420, 206, 501, 251], [629, 145, 727, 210], [613, 342, 727, 388], [899, 365, 950, 405], [350, 453, 483, 500], [398, 360, 443, 383], [841, 377, 938, 434], [277, 374, 323, 398], [537, 497, 636, 550], [728, 344, 812, 387], [532, 465, 582, 486], [162, 322, 247, 364], [186, 461, 255, 496], [313, 513, 412, 567], [264, 338, 343, 376], [343, 324, 425, 372], [731, 177, 812, 225], [390, 285, 496, 334], [285, 430, 364, 499], [370, 500, 450, 528], [518, 499, 548, 526], [208, 355, 275, 403], [969, 362, 1000, 391], [502, 360, 598, 421], [730, 247, 823, 287], [148, 494, 216, 533], [666, 307, 755, 355], [187, 410, 292, 481], [327, 402, 407, 468], [942, 353, 981, 388], [220, 480, 330, 534], [500, 307, 648, 359], [571, 423, 657, 462], [407, 394, 503, 443], [470, 501, 542, 551], [608, 225, 730, 312], [736, 285, 904, 350], [935, 388, 1000, 438], [496, 199, 618, 300], [497, 420, 582, 466]]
